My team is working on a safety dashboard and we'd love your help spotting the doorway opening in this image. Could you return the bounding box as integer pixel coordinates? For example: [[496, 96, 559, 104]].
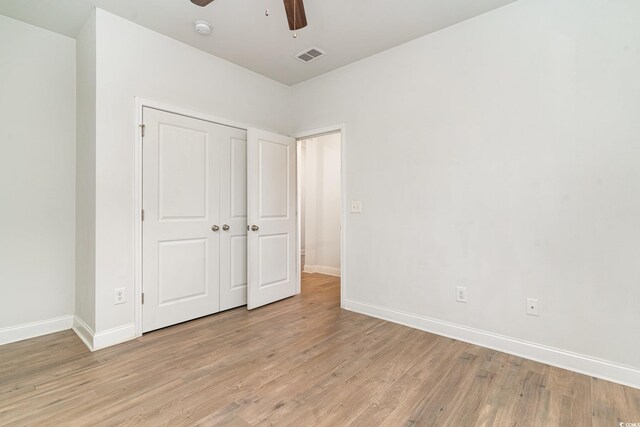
[[297, 131, 343, 304]]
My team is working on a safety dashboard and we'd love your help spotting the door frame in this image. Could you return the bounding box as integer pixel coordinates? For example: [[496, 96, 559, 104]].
[[295, 125, 347, 309], [134, 98, 258, 337]]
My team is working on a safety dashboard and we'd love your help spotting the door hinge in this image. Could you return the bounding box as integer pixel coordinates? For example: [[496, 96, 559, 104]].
[[141, 293, 145, 304], [141, 209, 145, 221], [140, 124, 145, 138]]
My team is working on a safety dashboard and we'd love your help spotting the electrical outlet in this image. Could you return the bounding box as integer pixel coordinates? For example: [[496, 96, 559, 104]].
[[456, 286, 468, 303], [351, 200, 362, 213], [114, 288, 126, 305], [526, 298, 539, 316]]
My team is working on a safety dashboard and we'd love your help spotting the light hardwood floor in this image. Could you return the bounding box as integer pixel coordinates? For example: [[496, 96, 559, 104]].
[[1, 273, 638, 426]]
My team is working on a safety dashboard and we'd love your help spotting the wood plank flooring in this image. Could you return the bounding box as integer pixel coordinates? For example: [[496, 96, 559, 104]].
[[0, 273, 638, 426]]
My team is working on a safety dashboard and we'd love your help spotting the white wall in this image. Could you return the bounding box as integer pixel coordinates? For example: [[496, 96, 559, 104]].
[[0, 16, 76, 338], [301, 133, 341, 276], [75, 10, 97, 332], [293, 0, 640, 385], [91, 9, 292, 337]]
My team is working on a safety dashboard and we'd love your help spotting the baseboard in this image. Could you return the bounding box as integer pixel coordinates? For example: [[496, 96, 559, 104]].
[[93, 323, 136, 350], [303, 265, 341, 277], [72, 317, 136, 351], [0, 315, 74, 346], [344, 299, 640, 390], [72, 316, 95, 351]]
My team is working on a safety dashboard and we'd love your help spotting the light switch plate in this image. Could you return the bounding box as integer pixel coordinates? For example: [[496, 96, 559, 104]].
[[351, 200, 362, 213]]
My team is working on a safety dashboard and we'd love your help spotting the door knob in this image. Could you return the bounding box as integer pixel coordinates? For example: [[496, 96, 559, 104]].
[[222, 224, 230, 231], [251, 225, 259, 231], [211, 225, 220, 232]]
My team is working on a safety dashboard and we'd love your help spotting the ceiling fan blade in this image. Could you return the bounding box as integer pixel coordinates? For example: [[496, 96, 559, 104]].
[[191, 0, 215, 6], [283, 0, 307, 31]]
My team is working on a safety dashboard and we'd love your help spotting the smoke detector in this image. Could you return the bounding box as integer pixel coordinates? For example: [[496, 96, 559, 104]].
[[194, 21, 212, 35]]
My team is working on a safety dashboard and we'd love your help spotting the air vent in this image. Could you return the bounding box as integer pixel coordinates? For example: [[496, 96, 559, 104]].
[[295, 47, 325, 63]]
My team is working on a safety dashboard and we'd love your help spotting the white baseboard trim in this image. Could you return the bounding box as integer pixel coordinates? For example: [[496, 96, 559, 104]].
[[0, 315, 74, 346], [304, 265, 341, 277], [93, 323, 136, 351], [72, 317, 136, 351], [344, 299, 640, 390], [72, 316, 95, 351]]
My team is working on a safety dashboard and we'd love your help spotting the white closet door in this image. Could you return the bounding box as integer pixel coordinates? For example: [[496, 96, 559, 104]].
[[247, 128, 298, 310], [142, 107, 222, 332], [219, 130, 248, 311]]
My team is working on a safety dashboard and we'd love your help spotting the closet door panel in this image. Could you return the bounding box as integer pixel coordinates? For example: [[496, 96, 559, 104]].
[[220, 130, 249, 311], [247, 129, 298, 310], [142, 107, 221, 332]]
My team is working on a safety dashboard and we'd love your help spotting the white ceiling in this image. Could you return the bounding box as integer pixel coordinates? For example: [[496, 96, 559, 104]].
[[0, 0, 518, 85]]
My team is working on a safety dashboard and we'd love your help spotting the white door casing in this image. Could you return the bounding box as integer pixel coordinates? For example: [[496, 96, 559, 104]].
[[247, 129, 298, 310]]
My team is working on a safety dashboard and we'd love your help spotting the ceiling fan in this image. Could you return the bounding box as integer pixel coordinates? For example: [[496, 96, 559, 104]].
[[190, 0, 308, 31]]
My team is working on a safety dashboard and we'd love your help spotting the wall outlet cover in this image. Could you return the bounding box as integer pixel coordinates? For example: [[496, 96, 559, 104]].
[[456, 286, 468, 303], [526, 298, 539, 316], [115, 288, 126, 305], [351, 200, 362, 213]]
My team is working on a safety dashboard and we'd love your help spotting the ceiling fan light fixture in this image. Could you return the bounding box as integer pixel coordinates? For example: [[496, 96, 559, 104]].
[[194, 20, 212, 35]]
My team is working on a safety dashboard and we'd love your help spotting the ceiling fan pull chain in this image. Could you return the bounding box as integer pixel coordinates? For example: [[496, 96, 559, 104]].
[[292, 0, 296, 38]]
